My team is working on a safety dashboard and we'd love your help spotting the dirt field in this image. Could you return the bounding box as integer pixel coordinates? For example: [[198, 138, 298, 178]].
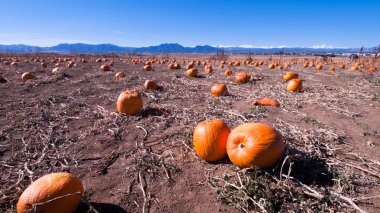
[[1, 54, 379, 212]]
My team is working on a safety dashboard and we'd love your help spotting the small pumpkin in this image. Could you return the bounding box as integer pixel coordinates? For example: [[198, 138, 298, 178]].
[[52, 67, 62, 74], [17, 172, 84, 213], [117, 90, 143, 115], [186, 68, 198, 77], [339, 64, 345, 69], [174, 63, 181, 69], [144, 80, 158, 90], [101, 64, 111, 71], [252, 98, 280, 107], [21, 72, 35, 82], [282, 71, 298, 81], [226, 123, 284, 169], [186, 63, 194, 69], [234, 72, 250, 84], [351, 66, 358, 71], [287, 78, 302, 92], [193, 119, 231, 162], [329, 66, 335, 71], [204, 65, 213, 74], [41, 63, 48, 68], [143, 65, 152, 71], [168, 64, 175, 69], [268, 63, 275, 69], [115, 71, 125, 80], [224, 69, 233, 76], [316, 64, 323, 70], [211, 84, 228, 96]]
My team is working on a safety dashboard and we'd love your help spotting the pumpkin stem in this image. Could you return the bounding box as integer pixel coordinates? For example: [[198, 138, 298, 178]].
[[239, 143, 244, 149]]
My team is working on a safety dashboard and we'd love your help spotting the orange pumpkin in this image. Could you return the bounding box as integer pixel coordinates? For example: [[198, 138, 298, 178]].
[[168, 64, 175, 69], [226, 123, 284, 169], [282, 71, 298, 81], [101, 64, 111, 71], [174, 63, 181, 69], [144, 80, 158, 90], [21, 72, 35, 82], [17, 172, 84, 213], [287, 78, 302, 92], [117, 90, 143, 115], [143, 65, 152, 71], [329, 66, 335, 71], [115, 71, 125, 80], [252, 98, 280, 107], [211, 84, 228, 96], [186, 63, 194, 69], [316, 64, 323, 70], [193, 119, 231, 162], [224, 69, 233, 76], [351, 66, 358, 71], [268, 63, 275, 69], [204, 65, 213, 74], [339, 64, 345, 69], [235, 72, 250, 84], [186, 68, 198, 77]]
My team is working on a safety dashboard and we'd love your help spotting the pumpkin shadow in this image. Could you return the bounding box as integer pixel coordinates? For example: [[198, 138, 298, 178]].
[[76, 202, 127, 213], [140, 107, 168, 117], [270, 146, 334, 187]]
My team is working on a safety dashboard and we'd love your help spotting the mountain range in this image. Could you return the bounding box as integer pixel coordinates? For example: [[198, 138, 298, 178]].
[[0, 43, 376, 54]]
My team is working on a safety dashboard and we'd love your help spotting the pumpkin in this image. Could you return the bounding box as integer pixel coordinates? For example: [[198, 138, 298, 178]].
[[116, 90, 143, 115], [52, 68, 62, 74], [168, 64, 175, 69], [287, 78, 302, 92], [96, 58, 102, 63], [219, 64, 225, 69], [211, 84, 228, 96], [367, 66, 377, 73], [144, 80, 158, 90], [235, 72, 250, 84], [186, 68, 198, 77], [204, 65, 213, 74], [17, 172, 84, 213], [268, 63, 275, 69], [115, 71, 125, 80], [339, 64, 345, 69], [143, 65, 152, 71], [224, 69, 233, 76], [101, 64, 111, 71], [351, 66, 358, 71], [329, 66, 335, 71], [174, 63, 181, 69], [252, 98, 280, 107], [193, 119, 231, 162], [282, 71, 298, 81], [316, 64, 323, 70], [226, 123, 284, 169], [186, 63, 194, 69], [41, 63, 48, 68], [21, 72, 35, 82]]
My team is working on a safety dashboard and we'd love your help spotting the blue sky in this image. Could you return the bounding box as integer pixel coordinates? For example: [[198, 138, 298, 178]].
[[0, 0, 379, 48]]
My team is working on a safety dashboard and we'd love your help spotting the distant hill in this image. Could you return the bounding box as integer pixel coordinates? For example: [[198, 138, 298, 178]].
[[0, 43, 375, 54]]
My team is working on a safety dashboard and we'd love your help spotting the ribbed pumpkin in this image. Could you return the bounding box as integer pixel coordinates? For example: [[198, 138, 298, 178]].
[[193, 119, 231, 162], [316, 64, 323, 70], [117, 90, 143, 115], [252, 98, 280, 107], [115, 71, 125, 80], [17, 172, 84, 213], [100, 64, 111, 71], [211, 84, 228, 96], [282, 71, 298, 81], [351, 66, 358, 71], [186, 63, 194, 69], [329, 66, 335, 71], [21, 72, 35, 82], [186, 68, 198, 77], [174, 63, 181, 69], [287, 78, 302, 92], [224, 69, 233, 76], [226, 123, 284, 169], [235, 72, 250, 84], [268, 63, 275, 69], [168, 64, 175, 69], [144, 80, 158, 90]]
